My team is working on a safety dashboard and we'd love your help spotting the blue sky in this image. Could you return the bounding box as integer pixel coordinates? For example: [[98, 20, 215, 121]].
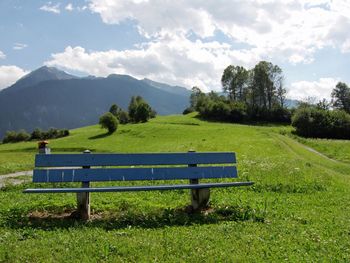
[[1, 0, 350, 101]]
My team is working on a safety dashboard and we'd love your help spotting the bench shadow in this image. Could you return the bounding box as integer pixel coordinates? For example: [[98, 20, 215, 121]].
[[2, 205, 265, 231]]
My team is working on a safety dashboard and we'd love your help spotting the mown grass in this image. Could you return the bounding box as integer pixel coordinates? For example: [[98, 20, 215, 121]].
[[291, 135, 350, 164], [0, 113, 350, 261]]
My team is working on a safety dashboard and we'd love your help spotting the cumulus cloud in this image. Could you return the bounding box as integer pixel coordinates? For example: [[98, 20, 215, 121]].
[[13, 43, 28, 50], [39, 2, 60, 14], [88, 0, 350, 62], [0, 66, 29, 90], [45, 38, 262, 91], [0, 50, 5, 59], [288, 77, 339, 100], [65, 3, 73, 11]]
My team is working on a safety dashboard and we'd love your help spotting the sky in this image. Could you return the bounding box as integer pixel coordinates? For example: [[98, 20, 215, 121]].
[[1, 0, 350, 101]]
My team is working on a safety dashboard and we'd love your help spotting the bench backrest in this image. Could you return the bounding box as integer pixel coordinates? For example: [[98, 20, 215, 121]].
[[33, 152, 237, 183]]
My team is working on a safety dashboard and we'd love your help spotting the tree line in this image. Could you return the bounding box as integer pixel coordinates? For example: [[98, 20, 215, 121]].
[[292, 82, 350, 139], [99, 96, 156, 134], [2, 128, 69, 143], [184, 61, 350, 139], [184, 61, 290, 123]]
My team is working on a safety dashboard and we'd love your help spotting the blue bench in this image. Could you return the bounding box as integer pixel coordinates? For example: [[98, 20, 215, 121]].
[[24, 150, 253, 219]]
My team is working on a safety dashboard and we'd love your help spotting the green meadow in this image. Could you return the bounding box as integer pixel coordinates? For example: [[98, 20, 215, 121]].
[[0, 113, 350, 262]]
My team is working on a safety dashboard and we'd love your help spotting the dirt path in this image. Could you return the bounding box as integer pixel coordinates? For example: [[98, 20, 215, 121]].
[[0, 170, 33, 188]]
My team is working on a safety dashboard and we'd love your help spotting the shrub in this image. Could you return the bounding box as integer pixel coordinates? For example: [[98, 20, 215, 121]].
[[183, 107, 194, 115], [229, 102, 247, 122], [128, 96, 155, 123], [99, 112, 118, 133], [119, 111, 130, 124], [31, 128, 43, 140], [292, 107, 350, 139], [2, 130, 30, 143], [134, 102, 152, 123]]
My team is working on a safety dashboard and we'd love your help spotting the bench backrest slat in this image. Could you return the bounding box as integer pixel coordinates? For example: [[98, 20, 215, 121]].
[[33, 166, 237, 182], [35, 152, 236, 167]]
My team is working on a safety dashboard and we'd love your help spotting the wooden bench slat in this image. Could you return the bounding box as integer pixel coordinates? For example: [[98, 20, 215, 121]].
[[24, 181, 253, 193], [35, 152, 236, 167], [33, 166, 237, 182]]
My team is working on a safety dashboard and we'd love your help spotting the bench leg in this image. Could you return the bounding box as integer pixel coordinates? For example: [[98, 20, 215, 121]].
[[190, 179, 210, 211], [191, 188, 210, 211], [76, 182, 90, 220]]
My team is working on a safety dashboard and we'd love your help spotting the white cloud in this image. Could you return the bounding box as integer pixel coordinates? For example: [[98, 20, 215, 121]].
[[88, 0, 350, 63], [288, 77, 339, 100], [40, 2, 60, 14], [0, 50, 5, 59], [0, 66, 29, 90], [45, 40, 262, 91], [13, 43, 28, 50], [65, 3, 73, 11]]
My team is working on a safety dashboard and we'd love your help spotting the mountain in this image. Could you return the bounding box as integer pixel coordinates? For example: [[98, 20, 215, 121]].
[[142, 78, 191, 97], [285, 99, 300, 108], [5, 66, 76, 92], [0, 67, 190, 138]]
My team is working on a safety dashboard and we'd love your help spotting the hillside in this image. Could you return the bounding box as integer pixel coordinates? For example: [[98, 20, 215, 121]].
[[0, 67, 190, 138], [0, 114, 349, 261]]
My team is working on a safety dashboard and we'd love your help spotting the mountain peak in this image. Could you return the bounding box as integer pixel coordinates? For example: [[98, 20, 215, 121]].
[[6, 66, 77, 92]]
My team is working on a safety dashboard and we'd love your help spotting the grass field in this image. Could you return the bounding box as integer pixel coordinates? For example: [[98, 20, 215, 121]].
[[0, 113, 350, 261], [291, 135, 350, 164]]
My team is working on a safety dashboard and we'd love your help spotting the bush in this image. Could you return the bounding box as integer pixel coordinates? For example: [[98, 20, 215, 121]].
[[128, 96, 156, 123], [2, 127, 69, 143], [2, 130, 30, 143], [134, 102, 152, 123], [119, 111, 130, 124], [183, 107, 194, 115], [31, 128, 43, 140], [229, 102, 247, 122], [292, 107, 350, 139], [99, 112, 118, 133]]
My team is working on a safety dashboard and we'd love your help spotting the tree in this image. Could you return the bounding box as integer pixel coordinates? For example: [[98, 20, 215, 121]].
[[99, 112, 118, 133], [128, 96, 155, 123], [316, 98, 330, 110], [109, 104, 122, 118], [190, 86, 204, 109], [118, 111, 130, 124], [135, 102, 152, 122], [221, 65, 249, 101], [332, 82, 350, 113], [276, 81, 286, 108]]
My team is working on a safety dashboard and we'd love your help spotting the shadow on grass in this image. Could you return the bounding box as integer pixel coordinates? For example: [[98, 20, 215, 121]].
[[1, 205, 265, 231], [0, 147, 37, 153], [193, 114, 288, 127], [88, 133, 112, 140]]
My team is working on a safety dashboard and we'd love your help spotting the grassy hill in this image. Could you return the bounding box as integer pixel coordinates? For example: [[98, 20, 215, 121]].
[[0, 114, 350, 261]]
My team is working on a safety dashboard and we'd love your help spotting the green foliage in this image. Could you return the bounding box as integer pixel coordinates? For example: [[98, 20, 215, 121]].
[[128, 96, 156, 123], [188, 61, 289, 123], [109, 103, 130, 124], [292, 106, 350, 139], [331, 82, 350, 113], [109, 104, 122, 118], [30, 128, 69, 141], [191, 87, 291, 123], [99, 112, 118, 134], [2, 130, 30, 143], [2, 128, 70, 143], [118, 110, 130, 124], [182, 107, 194, 115]]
